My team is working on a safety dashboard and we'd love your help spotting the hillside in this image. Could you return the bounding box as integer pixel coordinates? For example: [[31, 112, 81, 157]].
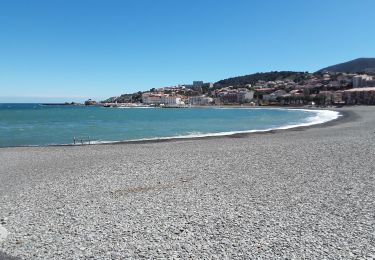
[[213, 71, 308, 88], [317, 58, 375, 73]]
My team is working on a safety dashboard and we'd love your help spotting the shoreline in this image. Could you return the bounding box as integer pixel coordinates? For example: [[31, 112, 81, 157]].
[[93, 108, 345, 146], [0, 107, 344, 149]]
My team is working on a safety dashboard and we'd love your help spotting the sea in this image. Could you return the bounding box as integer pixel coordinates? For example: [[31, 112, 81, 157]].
[[0, 104, 340, 147]]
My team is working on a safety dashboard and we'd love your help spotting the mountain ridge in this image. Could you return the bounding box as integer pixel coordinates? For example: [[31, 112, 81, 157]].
[[316, 58, 375, 73]]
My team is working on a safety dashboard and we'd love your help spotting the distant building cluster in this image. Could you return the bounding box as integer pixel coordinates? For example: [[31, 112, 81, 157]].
[[245, 72, 375, 106], [140, 81, 215, 106], [343, 87, 375, 105], [140, 81, 255, 106], [93, 72, 375, 107]]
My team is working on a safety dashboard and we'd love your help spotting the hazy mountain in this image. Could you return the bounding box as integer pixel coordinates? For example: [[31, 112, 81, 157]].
[[316, 58, 375, 73]]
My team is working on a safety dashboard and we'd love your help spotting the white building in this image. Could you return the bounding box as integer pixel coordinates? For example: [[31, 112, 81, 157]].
[[188, 96, 213, 105], [142, 93, 184, 105], [237, 90, 254, 102], [218, 90, 254, 103], [353, 75, 373, 88], [263, 90, 287, 101]]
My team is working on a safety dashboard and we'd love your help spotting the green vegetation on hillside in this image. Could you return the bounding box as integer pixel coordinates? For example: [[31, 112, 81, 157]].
[[214, 71, 309, 88]]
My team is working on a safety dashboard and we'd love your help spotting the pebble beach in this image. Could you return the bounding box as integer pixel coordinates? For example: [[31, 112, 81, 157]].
[[0, 106, 374, 259]]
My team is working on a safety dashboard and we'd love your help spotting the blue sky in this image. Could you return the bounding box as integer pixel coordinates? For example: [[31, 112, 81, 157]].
[[1, 0, 374, 102]]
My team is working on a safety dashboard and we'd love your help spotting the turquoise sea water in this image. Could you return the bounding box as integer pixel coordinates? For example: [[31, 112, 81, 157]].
[[0, 104, 338, 147]]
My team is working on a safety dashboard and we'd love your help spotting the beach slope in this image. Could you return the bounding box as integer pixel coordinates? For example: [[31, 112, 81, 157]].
[[0, 106, 374, 259]]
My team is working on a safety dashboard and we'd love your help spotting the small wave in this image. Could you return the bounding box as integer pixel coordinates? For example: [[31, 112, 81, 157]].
[[272, 109, 341, 130]]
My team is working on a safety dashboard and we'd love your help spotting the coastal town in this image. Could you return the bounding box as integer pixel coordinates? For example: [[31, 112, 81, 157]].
[[85, 71, 375, 108]]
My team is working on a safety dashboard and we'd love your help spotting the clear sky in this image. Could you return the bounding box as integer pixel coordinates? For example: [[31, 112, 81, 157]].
[[1, 0, 374, 102]]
